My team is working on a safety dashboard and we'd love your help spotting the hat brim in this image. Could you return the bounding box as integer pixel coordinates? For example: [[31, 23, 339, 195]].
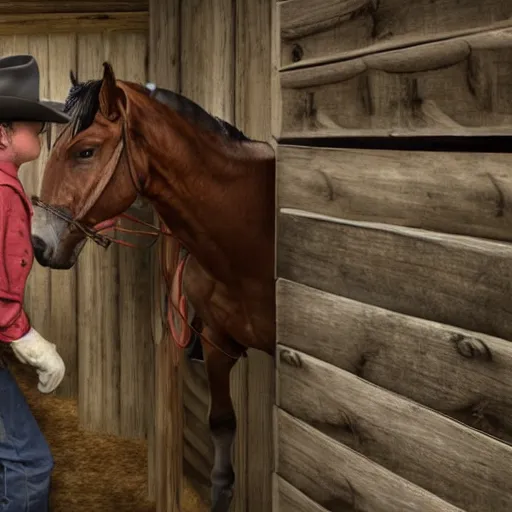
[[0, 96, 70, 123]]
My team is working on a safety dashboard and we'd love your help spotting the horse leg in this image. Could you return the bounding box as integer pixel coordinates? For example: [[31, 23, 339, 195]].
[[202, 333, 240, 512]]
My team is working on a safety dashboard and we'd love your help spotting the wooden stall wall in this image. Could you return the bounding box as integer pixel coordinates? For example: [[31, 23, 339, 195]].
[[273, 1, 512, 511], [0, 1, 153, 441], [149, 0, 274, 511]]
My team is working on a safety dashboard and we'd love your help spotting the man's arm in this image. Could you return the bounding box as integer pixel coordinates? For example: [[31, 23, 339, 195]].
[[0, 186, 31, 342]]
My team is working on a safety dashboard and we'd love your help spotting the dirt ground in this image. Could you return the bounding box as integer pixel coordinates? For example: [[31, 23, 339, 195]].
[[5, 354, 208, 512]]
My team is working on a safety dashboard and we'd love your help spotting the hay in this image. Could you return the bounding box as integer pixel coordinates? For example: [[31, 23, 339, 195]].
[[6, 357, 208, 512]]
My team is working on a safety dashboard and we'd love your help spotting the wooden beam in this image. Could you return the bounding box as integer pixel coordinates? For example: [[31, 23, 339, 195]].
[[279, 0, 512, 69], [276, 409, 464, 512], [181, 2, 249, 511], [278, 346, 512, 511], [0, 1, 148, 13], [277, 278, 512, 444], [277, 209, 512, 342], [76, 33, 121, 436], [277, 145, 512, 242], [274, 476, 330, 512], [148, 1, 181, 510], [0, 12, 148, 36], [107, 33, 153, 440], [15, 34, 53, 384], [277, 28, 512, 138], [235, 0, 274, 511], [47, 34, 78, 399]]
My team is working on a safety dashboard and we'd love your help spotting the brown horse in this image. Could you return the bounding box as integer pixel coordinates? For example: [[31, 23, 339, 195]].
[[31, 62, 275, 512]]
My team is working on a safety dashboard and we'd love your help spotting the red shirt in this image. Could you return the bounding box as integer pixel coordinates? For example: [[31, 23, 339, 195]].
[[0, 162, 33, 342]]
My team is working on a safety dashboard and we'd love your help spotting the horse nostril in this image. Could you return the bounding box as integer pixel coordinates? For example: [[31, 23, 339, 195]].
[[32, 235, 50, 265]]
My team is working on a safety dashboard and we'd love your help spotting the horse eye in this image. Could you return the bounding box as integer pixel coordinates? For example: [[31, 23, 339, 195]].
[[77, 148, 95, 159]]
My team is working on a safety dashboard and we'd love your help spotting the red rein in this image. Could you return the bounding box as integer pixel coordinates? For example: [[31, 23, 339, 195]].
[[94, 213, 240, 359], [93, 212, 163, 248]]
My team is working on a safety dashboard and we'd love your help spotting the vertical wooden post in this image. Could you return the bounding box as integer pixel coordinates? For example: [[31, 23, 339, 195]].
[[76, 33, 122, 436], [180, 1, 249, 509], [105, 31, 153, 441], [47, 34, 78, 399], [148, 0, 183, 510], [235, 0, 274, 510]]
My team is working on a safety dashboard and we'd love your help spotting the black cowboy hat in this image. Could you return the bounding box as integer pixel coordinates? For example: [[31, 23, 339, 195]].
[[0, 54, 70, 124]]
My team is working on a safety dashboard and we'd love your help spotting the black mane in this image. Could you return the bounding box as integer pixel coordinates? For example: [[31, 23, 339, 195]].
[[64, 79, 102, 137], [63, 79, 251, 142]]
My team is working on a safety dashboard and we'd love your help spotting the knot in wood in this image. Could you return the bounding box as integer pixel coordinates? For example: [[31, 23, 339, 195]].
[[291, 44, 304, 63], [451, 333, 491, 361], [279, 349, 302, 368]]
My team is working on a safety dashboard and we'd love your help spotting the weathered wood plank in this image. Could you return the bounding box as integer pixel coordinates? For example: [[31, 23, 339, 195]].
[[0, 12, 147, 36], [279, 0, 512, 68], [277, 278, 512, 443], [181, 0, 235, 118], [274, 475, 329, 512], [183, 358, 209, 408], [277, 347, 512, 511], [185, 407, 215, 463], [278, 28, 512, 138], [47, 34, 78, 399], [271, 0, 282, 142], [76, 33, 121, 435], [276, 409, 465, 512], [0, 1, 147, 13], [149, 0, 182, 508], [18, 35, 52, 343], [277, 145, 512, 242], [181, 2, 248, 511], [184, 438, 211, 485], [277, 209, 512, 342], [105, 32, 152, 440], [236, 0, 274, 511]]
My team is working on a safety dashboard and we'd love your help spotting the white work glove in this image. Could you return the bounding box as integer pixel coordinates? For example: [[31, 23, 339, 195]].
[[10, 328, 65, 394]]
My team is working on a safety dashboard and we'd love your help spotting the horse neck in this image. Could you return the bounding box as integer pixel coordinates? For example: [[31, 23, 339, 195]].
[[131, 99, 275, 283]]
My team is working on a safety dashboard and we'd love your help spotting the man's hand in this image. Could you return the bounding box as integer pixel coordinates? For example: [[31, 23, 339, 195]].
[[10, 328, 65, 393]]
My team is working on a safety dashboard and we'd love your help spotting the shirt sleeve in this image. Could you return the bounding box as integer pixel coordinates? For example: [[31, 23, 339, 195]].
[[0, 187, 31, 342]]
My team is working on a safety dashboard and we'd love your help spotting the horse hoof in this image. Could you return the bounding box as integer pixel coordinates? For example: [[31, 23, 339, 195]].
[[211, 487, 233, 512]]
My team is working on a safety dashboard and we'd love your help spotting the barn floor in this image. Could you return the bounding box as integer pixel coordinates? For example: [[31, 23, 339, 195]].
[[6, 356, 208, 512]]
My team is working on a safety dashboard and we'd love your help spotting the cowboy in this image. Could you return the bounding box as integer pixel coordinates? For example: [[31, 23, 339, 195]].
[[0, 55, 70, 511]]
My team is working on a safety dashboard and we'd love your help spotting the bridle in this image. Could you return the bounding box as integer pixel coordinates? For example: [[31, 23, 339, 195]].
[[32, 111, 167, 250]]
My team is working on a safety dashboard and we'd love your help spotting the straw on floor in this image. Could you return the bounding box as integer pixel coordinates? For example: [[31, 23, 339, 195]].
[[6, 355, 207, 512]]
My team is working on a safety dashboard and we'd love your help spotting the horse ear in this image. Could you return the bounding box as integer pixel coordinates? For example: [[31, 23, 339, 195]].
[[69, 70, 78, 86], [98, 62, 126, 120]]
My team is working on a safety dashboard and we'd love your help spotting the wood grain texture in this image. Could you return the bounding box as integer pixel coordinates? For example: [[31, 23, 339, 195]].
[[47, 34, 78, 399], [274, 475, 330, 512], [276, 409, 465, 512], [277, 145, 512, 242], [0, 12, 147, 36], [14, 34, 52, 345], [277, 278, 512, 443], [106, 32, 152, 440], [148, 0, 182, 509], [278, 28, 512, 138], [277, 347, 512, 511], [0, 0, 147, 13], [181, 2, 249, 510], [271, 0, 282, 142], [76, 33, 121, 435], [279, 0, 512, 68], [277, 210, 512, 342], [236, 0, 275, 511]]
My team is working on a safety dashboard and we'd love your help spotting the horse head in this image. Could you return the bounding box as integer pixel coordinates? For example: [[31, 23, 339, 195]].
[[32, 62, 144, 269]]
